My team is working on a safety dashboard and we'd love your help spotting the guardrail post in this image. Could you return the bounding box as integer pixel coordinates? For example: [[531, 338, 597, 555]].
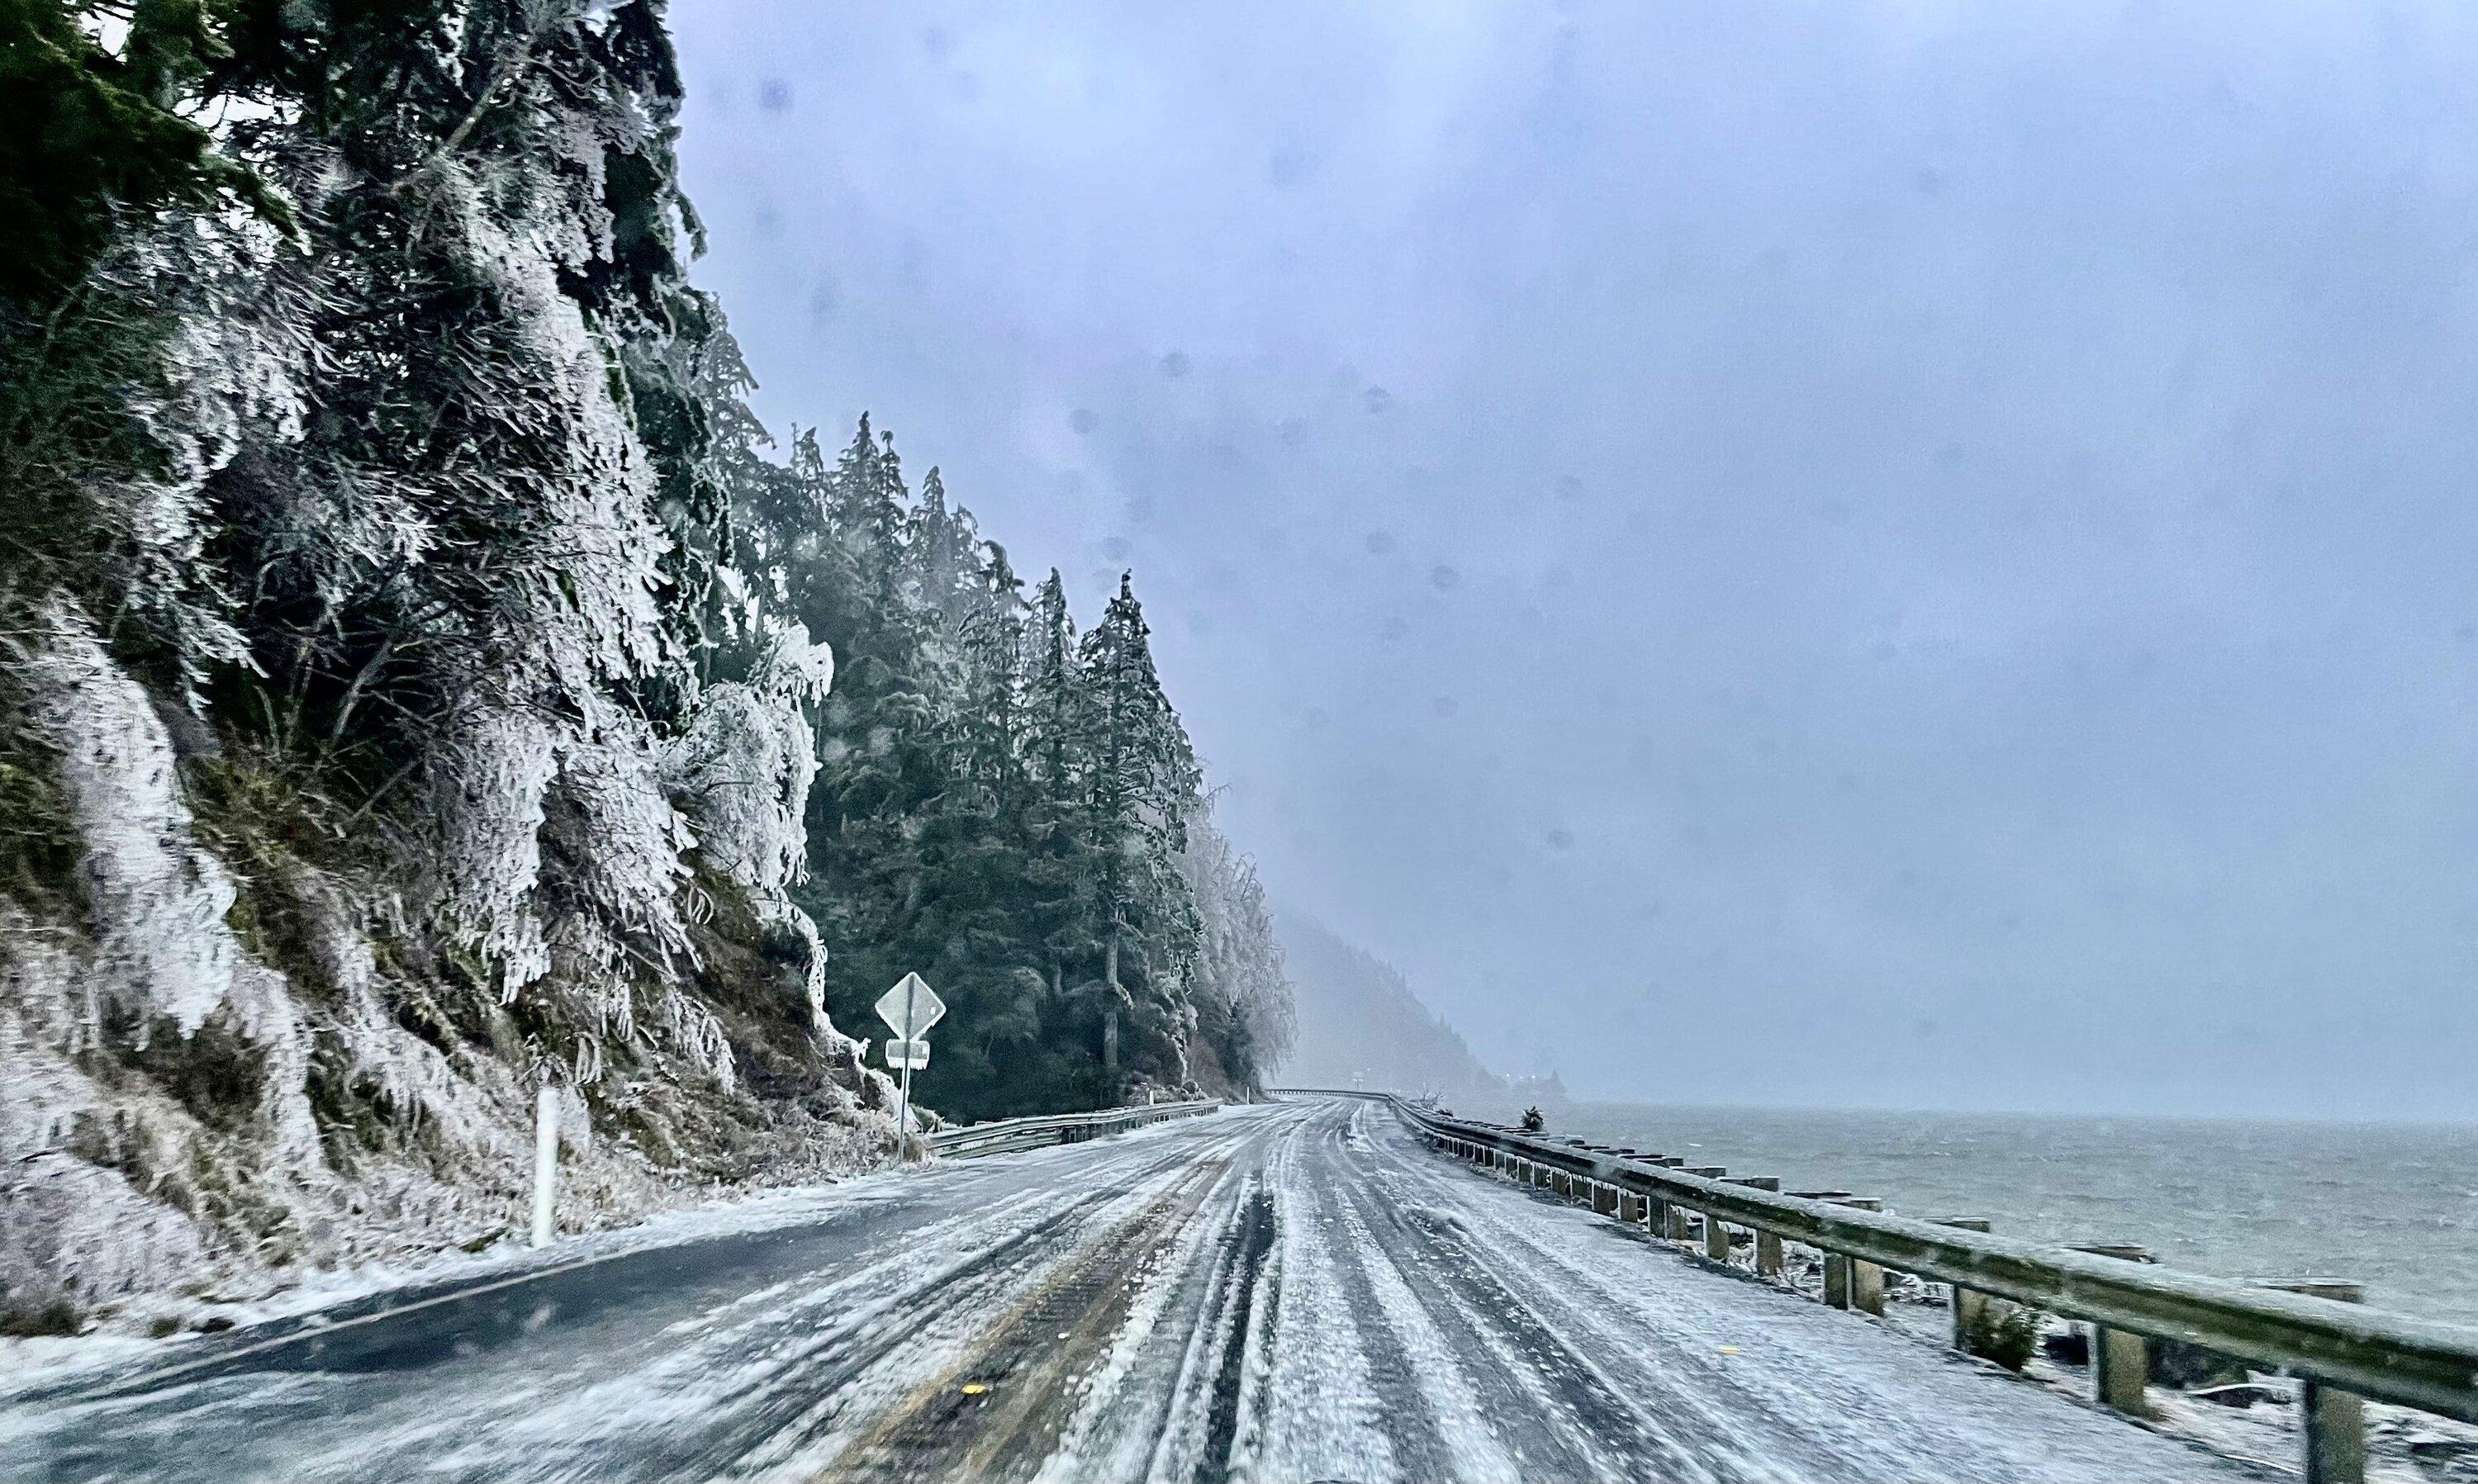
[[1729, 1178, 1783, 1274], [1681, 1168, 1729, 1259], [2093, 1326, 2148, 1416], [1756, 1229, 1784, 1276], [1938, 1219, 1993, 1351], [1824, 1254, 1852, 1309], [1650, 1157, 1682, 1235], [2077, 1245, 2156, 1417], [2264, 1280, 2366, 1484], [1825, 1197, 1886, 1315]]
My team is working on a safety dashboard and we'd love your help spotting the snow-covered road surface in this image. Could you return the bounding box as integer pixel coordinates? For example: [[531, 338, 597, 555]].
[[2, 1098, 2267, 1482]]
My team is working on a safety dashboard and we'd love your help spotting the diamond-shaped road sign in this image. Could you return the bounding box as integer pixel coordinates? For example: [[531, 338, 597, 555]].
[[876, 973, 946, 1041], [884, 1038, 930, 1070]]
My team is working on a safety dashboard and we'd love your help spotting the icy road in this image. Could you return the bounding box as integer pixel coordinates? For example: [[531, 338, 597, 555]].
[[2, 1098, 2266, 1483]]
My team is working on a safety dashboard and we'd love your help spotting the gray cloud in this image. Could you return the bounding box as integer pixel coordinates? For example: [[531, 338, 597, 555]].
[[672, 0, 2478, 1119]]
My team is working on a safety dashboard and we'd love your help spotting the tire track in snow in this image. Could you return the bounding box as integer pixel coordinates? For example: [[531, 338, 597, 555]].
[[1024, 1102, 1298, 1484], [808, 1158, 1235, 1482], [1320, 1102, 1734, 1482], [1284, 1109, 1507, 1482], [6, 1116, 1256, 1484], [1354, 1103, 2276, 1483]]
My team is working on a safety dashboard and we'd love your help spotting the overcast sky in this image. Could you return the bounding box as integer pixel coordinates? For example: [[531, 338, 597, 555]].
[[670, 1, 2478, 1121]]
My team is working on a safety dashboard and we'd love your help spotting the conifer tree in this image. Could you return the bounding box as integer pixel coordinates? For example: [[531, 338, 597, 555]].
[[1075, 574, 1204, 1089]]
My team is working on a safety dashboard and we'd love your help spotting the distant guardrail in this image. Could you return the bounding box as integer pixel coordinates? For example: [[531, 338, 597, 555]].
[[1270, 1088, 2478, 1484], [926, 1099, 1220, 1160]]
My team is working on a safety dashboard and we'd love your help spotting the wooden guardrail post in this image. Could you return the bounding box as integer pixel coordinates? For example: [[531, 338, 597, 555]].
[[1808, 1197, 1884, 1311], [2076, 1245, 2157, 1417], [1646, 1156, 1682, 1235], [1826, 1197, 1887, 1315], [1729, 1178, 1783, 1273], [1614, 1156, 1648, 1226], [1680, 1168, 1728, 1259], [2265, 1279, 2366, 1484], [1596, 1150, 1635, 1219], [1937, 1219, 1993, 1351]]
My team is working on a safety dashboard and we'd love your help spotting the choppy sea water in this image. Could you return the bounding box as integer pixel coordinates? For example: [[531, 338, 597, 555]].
[[1462, 1099, 2478, 1327]]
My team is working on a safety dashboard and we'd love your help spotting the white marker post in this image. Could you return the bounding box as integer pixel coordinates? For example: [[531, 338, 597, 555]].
[[529, 1084, 559, 1248], [875, 973, 946, 1152]]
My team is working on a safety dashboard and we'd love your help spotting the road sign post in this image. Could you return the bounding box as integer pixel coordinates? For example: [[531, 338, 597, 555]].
[[875, 973, 947, 1146]]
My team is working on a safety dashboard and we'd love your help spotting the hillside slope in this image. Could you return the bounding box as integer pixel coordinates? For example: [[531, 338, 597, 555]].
[[1271, 914, 1500, 1099]]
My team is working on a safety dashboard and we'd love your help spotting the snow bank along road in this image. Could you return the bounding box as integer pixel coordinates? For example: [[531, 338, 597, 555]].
[[1, 1098, 2270, 1483]]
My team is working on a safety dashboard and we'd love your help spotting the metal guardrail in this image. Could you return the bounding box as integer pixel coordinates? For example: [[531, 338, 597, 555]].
[[1272, 1088, 2478, 1482], [926, 1099, 1221, 1159]]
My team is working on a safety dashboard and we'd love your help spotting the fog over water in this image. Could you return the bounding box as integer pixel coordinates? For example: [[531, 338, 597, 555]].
[[670, 2, 2478, 1120]]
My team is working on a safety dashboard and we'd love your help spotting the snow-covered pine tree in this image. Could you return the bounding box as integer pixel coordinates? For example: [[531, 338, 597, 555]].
[[904, 467, 987, 637], [1178, 804, 1298, 1094], [1024, 569, 1083, 800], [953, 543, 1031, 817], [1075, 573, 1205, 1092]]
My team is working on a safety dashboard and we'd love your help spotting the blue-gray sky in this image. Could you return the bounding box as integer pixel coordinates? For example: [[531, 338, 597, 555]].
[[670, 1, 2478, 1120]]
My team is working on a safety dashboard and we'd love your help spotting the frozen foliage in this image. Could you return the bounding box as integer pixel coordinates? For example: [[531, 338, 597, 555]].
[[1179, 807, 1297, 1092], [18, 598, 240, 1039], [428, 709, 562, 1000], [665, 621, 842, 1042]]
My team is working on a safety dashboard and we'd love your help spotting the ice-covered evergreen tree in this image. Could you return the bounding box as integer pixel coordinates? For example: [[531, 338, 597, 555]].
[[1073, 574, 1204, 1089]]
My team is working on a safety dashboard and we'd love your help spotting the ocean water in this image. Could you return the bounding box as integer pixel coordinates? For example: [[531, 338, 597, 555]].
[[1463, 1099, 2478, 1328]]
